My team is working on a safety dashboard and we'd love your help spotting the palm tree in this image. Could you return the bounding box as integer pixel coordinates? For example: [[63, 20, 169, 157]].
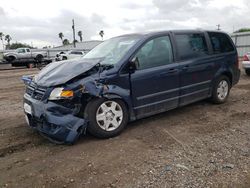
[[78, 31, 83, 42], [63, 39, 70, 46], [58, 32, 64, 44], [5, 35, 11, 49], [0, 32, 4, 50], [99, 30, 104, 40]]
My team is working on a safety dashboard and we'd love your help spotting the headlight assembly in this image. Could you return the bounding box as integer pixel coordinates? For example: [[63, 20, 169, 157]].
[[49, 87, 74, 100]]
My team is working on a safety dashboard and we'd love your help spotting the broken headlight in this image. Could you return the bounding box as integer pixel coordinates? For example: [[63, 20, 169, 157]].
[[49, 87, 74, 100]]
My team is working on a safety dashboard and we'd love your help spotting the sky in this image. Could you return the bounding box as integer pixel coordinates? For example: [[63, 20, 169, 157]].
[[0, 0, 249, 49]]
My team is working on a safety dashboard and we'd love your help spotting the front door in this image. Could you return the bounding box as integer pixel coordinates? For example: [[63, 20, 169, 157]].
[[130, 35, 179, 118]]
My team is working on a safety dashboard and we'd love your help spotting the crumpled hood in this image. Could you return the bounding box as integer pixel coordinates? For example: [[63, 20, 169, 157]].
[[34, 58, 100, 87]]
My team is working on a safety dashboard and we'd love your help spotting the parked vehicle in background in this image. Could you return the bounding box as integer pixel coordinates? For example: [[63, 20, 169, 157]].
[[242, 52, 250, 75], [3, 48, 50, 67], [55, 51, 66, 61], [60, 50, 85, 60], [23, 30, 240, 144]]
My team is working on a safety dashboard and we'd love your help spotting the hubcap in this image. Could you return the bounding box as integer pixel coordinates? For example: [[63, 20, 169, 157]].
[[96, 101, 123, 131], [217, 80, 229, 100]]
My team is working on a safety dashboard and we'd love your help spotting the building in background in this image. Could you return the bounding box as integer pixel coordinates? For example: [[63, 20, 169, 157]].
[[231, 32, 250, 57]]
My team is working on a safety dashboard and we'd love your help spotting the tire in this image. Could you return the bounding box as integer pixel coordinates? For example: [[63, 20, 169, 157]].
[[62, 56, 67, 60], [86, 98, 129, 138], [245, 69, 250, 76], [7, 56, 16, 62], [210, 75, 231, 104], [36, 55, 43, 63]]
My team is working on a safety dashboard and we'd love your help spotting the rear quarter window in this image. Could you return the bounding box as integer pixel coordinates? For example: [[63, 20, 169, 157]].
[[208, 32, 235, 54]]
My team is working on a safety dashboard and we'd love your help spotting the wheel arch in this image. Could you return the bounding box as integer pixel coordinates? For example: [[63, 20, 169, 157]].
[[5, 55, 17, 62], [220, 71, 233, 86], [213, 68, 233, 86]]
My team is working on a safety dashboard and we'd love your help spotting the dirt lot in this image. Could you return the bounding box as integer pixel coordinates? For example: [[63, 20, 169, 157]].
[[0, 67, 249, 188]]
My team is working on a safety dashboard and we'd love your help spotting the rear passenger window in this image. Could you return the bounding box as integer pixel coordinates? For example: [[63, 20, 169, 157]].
[[175, 33, 209, 60], [208, 32, 235, 54]]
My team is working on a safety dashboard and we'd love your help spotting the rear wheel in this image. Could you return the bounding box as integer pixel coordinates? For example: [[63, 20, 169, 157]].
[[36, 55, 43, 63], [211, 75, 230, 104], [86, 98, 128, 138], [245, 69, 250, 76]]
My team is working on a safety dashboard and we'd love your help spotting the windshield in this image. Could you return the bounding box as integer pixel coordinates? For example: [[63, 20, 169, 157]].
[[83, 36, 141, 65]]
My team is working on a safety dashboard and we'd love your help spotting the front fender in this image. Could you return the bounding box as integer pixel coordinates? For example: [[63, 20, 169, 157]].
[[102, 86, 136, 121], [81, 81, 136, 121]]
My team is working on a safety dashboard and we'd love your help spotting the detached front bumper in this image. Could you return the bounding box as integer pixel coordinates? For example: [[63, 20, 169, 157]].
[[24, 94, 86, 144]]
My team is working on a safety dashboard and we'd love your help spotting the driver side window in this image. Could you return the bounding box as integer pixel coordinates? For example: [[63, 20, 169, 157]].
[[135, 36, 173, 70], [17, 49, 26, 53]]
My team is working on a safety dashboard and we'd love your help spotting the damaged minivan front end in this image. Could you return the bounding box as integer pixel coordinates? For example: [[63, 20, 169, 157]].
[[23, 35, 142, 144], [23, 59, 120, 143]]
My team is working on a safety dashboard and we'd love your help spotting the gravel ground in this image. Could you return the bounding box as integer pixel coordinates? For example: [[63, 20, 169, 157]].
[[0, 67, 249, 188]]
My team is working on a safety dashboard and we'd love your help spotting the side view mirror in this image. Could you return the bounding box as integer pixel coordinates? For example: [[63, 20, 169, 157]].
[[129, 57, 139, 71]]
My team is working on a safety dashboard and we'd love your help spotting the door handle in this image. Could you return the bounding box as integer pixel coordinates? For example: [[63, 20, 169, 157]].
[[182, 65, 189, 70], [167, 68, 178, 73], [159, 69, 178, 76]]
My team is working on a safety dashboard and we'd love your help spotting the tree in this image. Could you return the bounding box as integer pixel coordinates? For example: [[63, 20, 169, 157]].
[[63, 39, 70, 45], [8, 42, 33, 49], [78, 31, 83, 42], [234, 28, 250, 33], [58, 32, 64, 44], [99, 30, 104, 40], [0, 32, 4, 50], [5, 34, 12, 49]]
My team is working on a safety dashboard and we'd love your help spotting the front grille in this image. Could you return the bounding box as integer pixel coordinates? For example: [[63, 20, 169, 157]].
[[26, 82, 47, 100]]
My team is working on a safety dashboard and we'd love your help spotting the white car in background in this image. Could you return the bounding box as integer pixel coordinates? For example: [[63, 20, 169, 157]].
[[60, 50, 85, 61], [242, 52, 250, 75], [55, 51, 66, 61]]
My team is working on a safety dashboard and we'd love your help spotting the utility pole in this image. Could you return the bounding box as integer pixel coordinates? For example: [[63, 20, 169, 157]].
[[216, 24, 221, 31], [72, 19, 76, 48]]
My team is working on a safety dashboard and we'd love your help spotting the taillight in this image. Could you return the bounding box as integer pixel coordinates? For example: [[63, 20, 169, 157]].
[[243, 55, 249, 61]]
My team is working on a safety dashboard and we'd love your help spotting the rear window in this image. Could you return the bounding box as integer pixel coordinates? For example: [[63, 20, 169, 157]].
[[175, 33, 209, 61], [208, 32, 235, 54]]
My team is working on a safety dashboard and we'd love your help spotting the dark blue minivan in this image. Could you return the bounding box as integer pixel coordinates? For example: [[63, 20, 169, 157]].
[[23, 30, 240, 143]]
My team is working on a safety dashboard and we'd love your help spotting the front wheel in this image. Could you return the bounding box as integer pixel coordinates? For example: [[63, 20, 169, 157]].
[[86, 98, 128, 138], [211, 75, 231, 104]]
